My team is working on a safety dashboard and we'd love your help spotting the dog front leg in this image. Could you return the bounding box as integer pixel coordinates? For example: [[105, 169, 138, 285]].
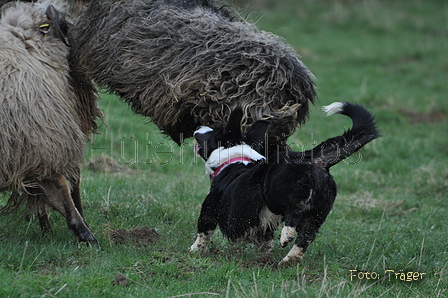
[[190, 192, 220, 252]]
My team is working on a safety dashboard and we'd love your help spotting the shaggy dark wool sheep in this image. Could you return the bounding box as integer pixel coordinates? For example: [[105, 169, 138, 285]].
[[0, 0, 100, 245], [71, 0, 316, 149]]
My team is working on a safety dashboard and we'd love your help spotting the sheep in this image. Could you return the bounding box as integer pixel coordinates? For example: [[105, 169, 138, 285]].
[[0, 0, 101, 245], [70, 0, 316, 151]]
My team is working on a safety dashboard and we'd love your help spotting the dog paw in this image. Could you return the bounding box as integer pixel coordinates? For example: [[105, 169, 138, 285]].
[[190, 232, 211, 253], [278, 258, 297, 267], [280, 226, 296, 248], [281, 237, 295, 248], [277, 259, 289, 266], [190, 242, 207, 252], [278, 245, 304, 266], [278, 254, 301, 266]]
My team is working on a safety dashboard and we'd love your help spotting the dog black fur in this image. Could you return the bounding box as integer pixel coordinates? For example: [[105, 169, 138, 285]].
[[191, 102, 380, 265]]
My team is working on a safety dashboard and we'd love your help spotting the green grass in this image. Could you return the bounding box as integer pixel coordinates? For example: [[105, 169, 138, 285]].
[[1, 0, 447, 296]]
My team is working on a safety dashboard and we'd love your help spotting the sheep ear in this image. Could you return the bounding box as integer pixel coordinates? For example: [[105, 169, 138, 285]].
[[223, 107, 243, 139], [45, 5, 70, 47], [245, 120, 270, 144]]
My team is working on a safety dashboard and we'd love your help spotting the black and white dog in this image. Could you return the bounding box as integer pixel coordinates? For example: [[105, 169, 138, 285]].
[[190, 102, 380, 265]]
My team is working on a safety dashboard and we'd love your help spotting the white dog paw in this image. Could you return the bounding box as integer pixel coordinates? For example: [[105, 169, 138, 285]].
[[280, 226, 296, 248], [190, 232, 212, 252], [190, 242, 206, 252], [278, 245, 304, 266]]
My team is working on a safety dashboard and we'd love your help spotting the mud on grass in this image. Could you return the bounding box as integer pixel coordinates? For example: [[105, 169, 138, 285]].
[[106, 226, 161, 248]]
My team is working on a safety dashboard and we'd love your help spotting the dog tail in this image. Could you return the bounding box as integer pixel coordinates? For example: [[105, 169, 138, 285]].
[[305, 102, 380, 169]]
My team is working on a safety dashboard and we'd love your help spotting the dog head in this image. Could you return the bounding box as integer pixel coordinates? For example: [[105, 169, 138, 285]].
[[194, 107, 270, 167]]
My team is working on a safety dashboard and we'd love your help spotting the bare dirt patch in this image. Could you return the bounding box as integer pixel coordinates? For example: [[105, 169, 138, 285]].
[[113, 273, 130, 287], [243, 254, 276, 268], [107, 226, 160, 247]]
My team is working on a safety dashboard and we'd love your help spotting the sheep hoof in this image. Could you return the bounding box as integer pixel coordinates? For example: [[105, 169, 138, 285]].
[[77, 232, 101, 247], [85, 237, 101, 247]]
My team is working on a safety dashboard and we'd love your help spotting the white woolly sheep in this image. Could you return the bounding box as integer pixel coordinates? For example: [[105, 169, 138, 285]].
[[0, 0, 100, 245]]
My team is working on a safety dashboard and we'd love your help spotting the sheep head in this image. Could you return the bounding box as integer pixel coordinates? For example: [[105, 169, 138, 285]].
[[0, 0, 70, 50], [39, 4, 70, 47]]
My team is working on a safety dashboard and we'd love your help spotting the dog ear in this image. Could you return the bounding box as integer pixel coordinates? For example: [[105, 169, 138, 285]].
[[223, 107, 243, 139], [194, 132, 209, 148], [245, 120, 270, 144], [194, 127, 213, 158]]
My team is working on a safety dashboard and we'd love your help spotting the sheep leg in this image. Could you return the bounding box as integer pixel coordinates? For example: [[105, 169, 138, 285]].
[[40, 173, 99, 246], [21, 188, 53, 233], [69, 168, 85, 219], [36, 199, 52, 233]]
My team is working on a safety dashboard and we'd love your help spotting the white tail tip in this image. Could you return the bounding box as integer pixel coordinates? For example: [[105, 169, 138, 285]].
[[322, 102, 345, 116]]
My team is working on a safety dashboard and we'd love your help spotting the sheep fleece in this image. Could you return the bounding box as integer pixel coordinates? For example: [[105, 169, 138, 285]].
[[0, 0, 86, 192], [72, 0, 316, 144]]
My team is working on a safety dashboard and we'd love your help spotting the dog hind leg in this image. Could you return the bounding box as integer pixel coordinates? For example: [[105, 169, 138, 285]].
[[278, 220, 303, 265], [278, 244, 305, 266], [279, 209, 302, 248], [280, 225, 297, 248], [279, 207, 331, 266]]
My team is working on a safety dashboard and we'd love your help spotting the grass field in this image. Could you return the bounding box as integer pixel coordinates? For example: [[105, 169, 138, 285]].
[[1, 0, 447, 297]]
